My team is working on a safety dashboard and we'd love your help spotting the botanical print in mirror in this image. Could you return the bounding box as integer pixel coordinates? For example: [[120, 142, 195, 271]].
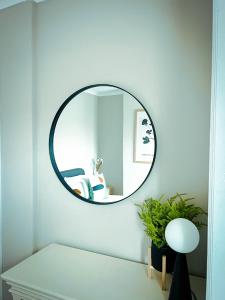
[[134, 110, 155, 163], [49, 84, 157, 204]]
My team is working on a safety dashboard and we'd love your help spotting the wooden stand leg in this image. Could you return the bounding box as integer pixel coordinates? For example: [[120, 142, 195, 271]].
[[161, 255, 167, 290], [147, 247, 152, 278], [147, 247, 167, 291]]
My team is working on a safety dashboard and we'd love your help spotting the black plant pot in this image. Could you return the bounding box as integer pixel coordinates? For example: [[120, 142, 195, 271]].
[[151, 243, 177, 273]]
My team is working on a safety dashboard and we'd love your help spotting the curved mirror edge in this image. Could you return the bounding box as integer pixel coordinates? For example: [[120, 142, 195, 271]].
[[49, 84, 157, 205]]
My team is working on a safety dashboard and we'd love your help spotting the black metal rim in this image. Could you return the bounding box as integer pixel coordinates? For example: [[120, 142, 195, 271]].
[[49, 84, 157, 205]]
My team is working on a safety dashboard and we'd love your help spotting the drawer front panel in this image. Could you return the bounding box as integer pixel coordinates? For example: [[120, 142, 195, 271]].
[[9, 287, 54, 300]]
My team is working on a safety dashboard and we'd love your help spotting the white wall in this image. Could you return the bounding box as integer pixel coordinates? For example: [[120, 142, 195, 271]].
[[207, 1, 225, 299], [98, 95, 123, 194], [0, 3, 212, 298], [0, 126, 2, 299], [0, 2, 35, 299], [0, 0, 34, 271], [54, 92, 98, 173], [34, 0, 211, 276]]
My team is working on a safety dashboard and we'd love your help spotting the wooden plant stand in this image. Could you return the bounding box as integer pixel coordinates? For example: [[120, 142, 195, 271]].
[[148, 246, 167, 290]]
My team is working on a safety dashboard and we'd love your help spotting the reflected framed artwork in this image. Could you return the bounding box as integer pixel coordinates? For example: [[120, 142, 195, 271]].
[[134, 109, 155, 163]]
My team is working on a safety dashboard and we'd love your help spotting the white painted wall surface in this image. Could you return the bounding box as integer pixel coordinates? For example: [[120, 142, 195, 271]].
[[0, 126, 2, 299], [0, 2, 35, 299], [207, 1, 225, 299], [0, 4, 212, 299], [0, 0, 34, 269], [35, 0, 211, 276]]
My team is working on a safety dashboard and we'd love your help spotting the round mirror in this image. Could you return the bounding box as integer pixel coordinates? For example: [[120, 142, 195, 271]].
[[49, 84, 157, 204]]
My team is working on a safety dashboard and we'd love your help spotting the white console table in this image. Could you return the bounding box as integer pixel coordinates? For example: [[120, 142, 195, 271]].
[[1, 244, 205, 300]]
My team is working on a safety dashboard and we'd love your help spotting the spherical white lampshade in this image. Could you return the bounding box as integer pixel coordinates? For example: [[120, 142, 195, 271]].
[[165, 218, 200, 253]]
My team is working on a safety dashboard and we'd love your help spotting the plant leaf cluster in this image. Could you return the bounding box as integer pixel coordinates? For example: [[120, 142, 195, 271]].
[[136, 193, 207, 249]]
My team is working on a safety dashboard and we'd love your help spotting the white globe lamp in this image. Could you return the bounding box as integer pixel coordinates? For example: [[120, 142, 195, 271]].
[[165, 218, 200, 253], [165, 218, 200, 300]]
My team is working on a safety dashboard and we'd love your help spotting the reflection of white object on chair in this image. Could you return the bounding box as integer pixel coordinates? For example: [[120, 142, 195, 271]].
[[64, 176, 90, 198], [89, 173, 106, 201]]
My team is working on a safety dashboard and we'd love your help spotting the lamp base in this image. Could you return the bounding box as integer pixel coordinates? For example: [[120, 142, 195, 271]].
[[168, 253, 192, 300]]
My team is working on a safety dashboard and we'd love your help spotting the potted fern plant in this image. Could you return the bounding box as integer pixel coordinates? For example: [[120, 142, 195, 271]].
[[136, 193, 207, 273]]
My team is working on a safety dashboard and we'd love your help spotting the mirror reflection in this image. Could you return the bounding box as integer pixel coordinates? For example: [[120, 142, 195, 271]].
[[50, 85, 156, 204]]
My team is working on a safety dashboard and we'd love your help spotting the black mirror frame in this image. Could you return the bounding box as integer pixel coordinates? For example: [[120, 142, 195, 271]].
[[49, 84, 157, 205]]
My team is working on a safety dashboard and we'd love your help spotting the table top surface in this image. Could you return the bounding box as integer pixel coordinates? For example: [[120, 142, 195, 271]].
[[1, 244, 206, 300]]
